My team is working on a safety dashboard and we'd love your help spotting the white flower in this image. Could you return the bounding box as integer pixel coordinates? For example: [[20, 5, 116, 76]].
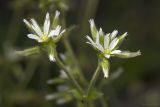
[[23, 11, 65, 43], [87, 19, 141, 59], [87, 19, 141, 78], [86, 29, 127, 59], [23, 11, 66, 62]]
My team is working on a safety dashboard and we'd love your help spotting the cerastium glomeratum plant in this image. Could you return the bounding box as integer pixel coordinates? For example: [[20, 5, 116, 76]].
[[16, 10, 141, 106]]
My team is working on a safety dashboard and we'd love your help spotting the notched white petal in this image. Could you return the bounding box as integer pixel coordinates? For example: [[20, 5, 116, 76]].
[[48, 26, 61, 37], [104, 34, 110, 49], [96, 43, 104, 52], [59, 29, 66, 35], [49, 54, 56, 62], [96, 31, 100, 44], [30, 19, 42, 36], [54, 25, 61, 35], [111, 30, 118, 39], [105, 54, 110, 59], [109, 38, 119, 50], [86, 35, 95, 45], [111, 50, 121, 54], [48, 29, 56, 37], [89, 19, 95, 28], [23, 19, 32, 28], [44, 12, 50, 36], [27, 34, 40, 41], [55, 10, 60, 19]]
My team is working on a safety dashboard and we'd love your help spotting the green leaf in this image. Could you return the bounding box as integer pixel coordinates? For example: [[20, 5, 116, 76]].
[[47, 78, 65, 84], [87, 89, 103, 100], [69, 89, 84, 100], [45, 91, 72, 103]]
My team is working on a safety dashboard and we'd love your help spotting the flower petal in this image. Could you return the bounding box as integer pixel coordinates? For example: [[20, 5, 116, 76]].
[[105, 54, 110, 59], [95, 31, 104, 51], [54, 26, 61, 35], [49, 54, 56, 62], [86, 35, 95, 45], [53, 29, 66, 43], [30, 19, 42, 36], [111, 50, 121, 54], [89, 19, 95, 28], [23, 19, 32, 28], [48, 25, 61, 37], [104, 34, 110, 49], [55, 10, 60, 19], [96, 31, 100, 44], [43, 12, 50, 36], [27, 34, 41, 42], [110, 30, 118, 39], [96, 43, 104, 52], [109, 38, 119, 50], [59, 29, 66, 35]]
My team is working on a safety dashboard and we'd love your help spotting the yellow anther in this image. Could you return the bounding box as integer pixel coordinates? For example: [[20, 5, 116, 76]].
[[41, 35, 49, 42], [104, 49, 111, 54]]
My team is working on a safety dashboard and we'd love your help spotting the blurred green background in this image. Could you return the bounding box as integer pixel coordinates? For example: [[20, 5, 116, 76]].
[[0, 0, 160, 107]]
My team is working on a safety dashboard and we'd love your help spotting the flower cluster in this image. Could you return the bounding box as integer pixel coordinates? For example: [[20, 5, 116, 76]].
[[23, 11, 65, 61], [87, 19, 141, 78]]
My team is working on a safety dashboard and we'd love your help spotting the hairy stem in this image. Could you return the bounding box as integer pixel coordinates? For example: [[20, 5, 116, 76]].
[[61, 11, 88, 85], [87, 63, 101, 96], [54, 51, 84, 94]]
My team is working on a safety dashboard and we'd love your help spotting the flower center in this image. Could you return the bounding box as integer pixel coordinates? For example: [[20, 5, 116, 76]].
[[41, 35, 49, 42], [104, 49, 111, 55]]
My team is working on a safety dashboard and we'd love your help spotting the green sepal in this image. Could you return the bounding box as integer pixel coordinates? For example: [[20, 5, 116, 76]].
[[47, 44, 56, 62], [99, 28, 105, 45], [115, 50, 141, 58], [15, 46, 40, 56], [52, 11, 60, 29], [115, 32, 127, 50], [100, 58, 110, 78], [89, 19, 98, 41]]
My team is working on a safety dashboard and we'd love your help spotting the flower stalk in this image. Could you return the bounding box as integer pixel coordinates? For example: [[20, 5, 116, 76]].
[[87, 63, 101, 97], [54, 49, 84, 94]]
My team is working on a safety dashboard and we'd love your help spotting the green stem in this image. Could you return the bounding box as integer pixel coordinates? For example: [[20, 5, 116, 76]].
[[61, 11, 88, 85], [87, 63, 101, 96], [54, 51, 84, 94]]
